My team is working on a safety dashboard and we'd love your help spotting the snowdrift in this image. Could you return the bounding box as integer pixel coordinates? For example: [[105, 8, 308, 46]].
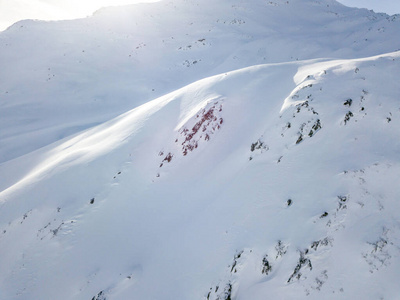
[[1, 0, 400, 299]]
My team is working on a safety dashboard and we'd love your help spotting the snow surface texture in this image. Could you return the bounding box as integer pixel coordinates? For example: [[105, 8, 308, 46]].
[[0, 0, 400, 299]]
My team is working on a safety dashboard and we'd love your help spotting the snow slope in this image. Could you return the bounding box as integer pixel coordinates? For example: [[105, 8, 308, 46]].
[[1, 0, 400, 163], [0, 0, 400, 299]]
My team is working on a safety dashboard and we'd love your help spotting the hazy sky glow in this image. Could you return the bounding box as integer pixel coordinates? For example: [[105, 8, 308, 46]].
[[0, 0, 399, 31], [0, 0, 159, 31]]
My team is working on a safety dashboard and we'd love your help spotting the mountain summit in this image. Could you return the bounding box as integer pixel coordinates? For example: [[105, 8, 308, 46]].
[[0, 1, 399, 299]]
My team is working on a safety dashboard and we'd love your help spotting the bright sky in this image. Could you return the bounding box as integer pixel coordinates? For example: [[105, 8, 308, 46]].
[[0, 0, 158, 31], [337, 0, 400, 15], [0, 0, 399, 32]]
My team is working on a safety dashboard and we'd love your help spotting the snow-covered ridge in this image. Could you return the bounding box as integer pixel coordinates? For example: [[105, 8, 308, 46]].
[[0, 0, 400, 299], [1, 49, 400, 299], [1, 0, 399, 163]]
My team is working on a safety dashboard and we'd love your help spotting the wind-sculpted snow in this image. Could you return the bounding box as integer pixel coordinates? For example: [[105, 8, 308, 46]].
[[1, 51, 400, 299], [0, 0, 400, 299], [1, 0, 400, 162]]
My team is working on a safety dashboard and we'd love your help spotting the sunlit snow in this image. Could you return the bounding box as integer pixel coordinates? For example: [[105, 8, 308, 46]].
[[0, 0, 399, 299]]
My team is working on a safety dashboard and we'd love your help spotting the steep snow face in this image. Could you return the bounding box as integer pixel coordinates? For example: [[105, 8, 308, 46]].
[[1, 0, 400, 299], [1, 0, 400, 163], [1, 51, 400, 300]]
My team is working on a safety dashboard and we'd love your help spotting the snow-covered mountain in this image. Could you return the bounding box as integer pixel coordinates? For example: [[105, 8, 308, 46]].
[[0, 0, 399, 299]]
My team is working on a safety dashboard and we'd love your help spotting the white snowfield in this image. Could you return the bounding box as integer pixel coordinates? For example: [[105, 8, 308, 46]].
[[0, 0, 399, 299]]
